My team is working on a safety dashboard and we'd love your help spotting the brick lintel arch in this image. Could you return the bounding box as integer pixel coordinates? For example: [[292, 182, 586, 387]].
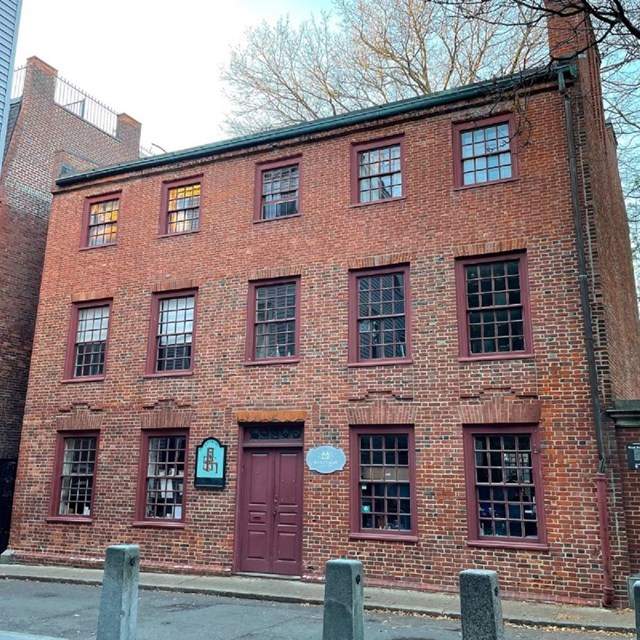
[[56, 404, 104, 431], [347, 399, 416, 425], [140, 400, 193, 430], [459, 397, 542, 424]]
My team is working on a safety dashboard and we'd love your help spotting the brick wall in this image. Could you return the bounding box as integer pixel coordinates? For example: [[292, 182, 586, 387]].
[[566, 45, 640, 591], [0, 201, 47, 459], [9, 75, 636, 604], [0, 56, 141, 460]]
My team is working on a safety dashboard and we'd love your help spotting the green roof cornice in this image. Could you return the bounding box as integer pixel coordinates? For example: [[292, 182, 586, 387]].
[[57, 62, 574, 188]]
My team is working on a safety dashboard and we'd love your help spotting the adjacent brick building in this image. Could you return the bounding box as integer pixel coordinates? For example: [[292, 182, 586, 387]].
[[0, 56, 141, 551], [5, 14, 640, 606]]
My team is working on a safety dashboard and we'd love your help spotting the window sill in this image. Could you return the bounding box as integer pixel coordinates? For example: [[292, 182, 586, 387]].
[[143, 370, 194, 379], [132, 520, 186, 529], [244, 357, 300, 366], [453, 176, 519, 191], [348, 358, 413, 368], [61, 376, 105, 384], [46, 516, 93, 524], [458, 352, 534, 363], [466, 538, 548, 551], [79, 242, 117, 251], [157, 229, 200, 239], [253, 213, 302, 224], [349, 532, 418, 543], [349, 195, 406, 209]]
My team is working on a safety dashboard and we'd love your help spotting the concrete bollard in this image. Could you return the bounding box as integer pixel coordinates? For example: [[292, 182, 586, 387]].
[[635, 582, 639, 640], [97, 544, 140, 640], [322, 559, 364, 640], [632, 576, 640, 610], [459, 570, 504, 640]]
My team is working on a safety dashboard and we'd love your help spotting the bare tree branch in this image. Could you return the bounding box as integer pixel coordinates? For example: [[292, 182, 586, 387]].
[[221, 0, 549, 135]]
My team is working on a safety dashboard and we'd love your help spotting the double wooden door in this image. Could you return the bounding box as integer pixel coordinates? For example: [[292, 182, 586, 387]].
[[238, 447, 303, 576]]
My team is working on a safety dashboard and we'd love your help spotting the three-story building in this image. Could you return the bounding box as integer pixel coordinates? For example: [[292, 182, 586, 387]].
[[5, 10, 640, 607]]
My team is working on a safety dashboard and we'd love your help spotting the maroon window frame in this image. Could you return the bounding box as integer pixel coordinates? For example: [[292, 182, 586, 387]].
[[146, 290, 197, 376], [348, 265, 411, 366], [349, 425, 417, 540], [81, 192, 121, 248], [463, 425, 547, 549], [455, 252, 533, 360], [64, 300, 112, 381], [49, 431, 99, 522], [159, 176, 201, 236], [245, 278, 300, 364], [351, 136, 404, 205], [254, 156, 301, 222], [135, 430, 188, 526], [453, 114, 518, 188]]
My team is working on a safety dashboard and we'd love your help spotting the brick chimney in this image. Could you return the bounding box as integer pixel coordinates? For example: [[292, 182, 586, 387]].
[[23, 56, 57, 102], [545, 0, 595, 60], [545, 1, 607, 146], [116, 113, 142, 158]]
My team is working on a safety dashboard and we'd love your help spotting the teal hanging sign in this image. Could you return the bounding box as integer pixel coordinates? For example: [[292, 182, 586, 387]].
[[194, 438, 227, 489]]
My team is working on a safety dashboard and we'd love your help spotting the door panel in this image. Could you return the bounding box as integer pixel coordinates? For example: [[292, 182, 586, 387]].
[[240, 452, 273, 573], [238, 447, 302, 575], [275, 532, 298, 562], [272, 450, 303, 575]]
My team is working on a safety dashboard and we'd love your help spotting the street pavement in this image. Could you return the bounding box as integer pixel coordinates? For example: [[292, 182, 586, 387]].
[[0, 563, 636, 639], [0, 579, 635, 640]]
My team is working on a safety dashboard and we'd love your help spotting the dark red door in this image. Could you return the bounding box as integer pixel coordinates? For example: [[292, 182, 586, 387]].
[[239, 448, 303, 575]]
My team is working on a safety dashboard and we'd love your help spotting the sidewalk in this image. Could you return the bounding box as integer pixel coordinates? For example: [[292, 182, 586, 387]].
[[0, 563, 635, 634]]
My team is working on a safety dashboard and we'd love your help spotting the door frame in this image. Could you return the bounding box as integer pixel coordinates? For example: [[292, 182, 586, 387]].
[[233, 422, 304, 575]]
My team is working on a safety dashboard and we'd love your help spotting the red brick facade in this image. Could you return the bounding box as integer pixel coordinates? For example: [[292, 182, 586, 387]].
[[6, 39, 640, 606], [0, 57, 141, 460]]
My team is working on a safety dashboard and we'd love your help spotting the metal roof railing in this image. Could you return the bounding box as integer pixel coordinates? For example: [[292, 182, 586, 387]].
[[54, 75, 118, 137], [11, 64, 119, 137], [10, 64, 25, 99]]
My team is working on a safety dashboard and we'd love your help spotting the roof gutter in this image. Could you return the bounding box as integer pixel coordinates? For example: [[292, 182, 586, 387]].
[[57, 64, 571, 188]]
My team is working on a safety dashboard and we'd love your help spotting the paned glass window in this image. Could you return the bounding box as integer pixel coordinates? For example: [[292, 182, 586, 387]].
[[472, 433, 538, 539], [358, 144, 402, 203], [74, 305, 110, 377], [356, 271, 407, 361], [57, 436, 97, 517], [464, 258, 524, 355], [254, 282, 297, 359], [167, 183, 200, 233], [143, 435, 186, 520], [261, 164, 299, 219], [460, 123, 512, 186], [155, 295, 195, 372], [357, 430, 415, 533], [88, 198, 118, 246]]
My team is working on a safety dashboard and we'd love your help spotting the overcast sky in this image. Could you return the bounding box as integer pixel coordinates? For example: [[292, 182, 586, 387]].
[[14, 0, 333, 152]]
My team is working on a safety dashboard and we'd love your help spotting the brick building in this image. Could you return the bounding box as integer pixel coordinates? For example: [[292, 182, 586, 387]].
[[4, 13, 640, 606], [0, 56, 141, 551]]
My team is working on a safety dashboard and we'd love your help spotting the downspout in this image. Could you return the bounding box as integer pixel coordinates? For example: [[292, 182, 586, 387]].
[[557, 68, 614, 607]]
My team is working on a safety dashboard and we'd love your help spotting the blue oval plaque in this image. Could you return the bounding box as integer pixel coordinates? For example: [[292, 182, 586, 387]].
[[306, 446, 346, 474]]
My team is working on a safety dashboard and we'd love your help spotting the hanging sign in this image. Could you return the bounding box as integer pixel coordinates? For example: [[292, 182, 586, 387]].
[[194, 437, 227, 488], [306, 445, 346, 474]]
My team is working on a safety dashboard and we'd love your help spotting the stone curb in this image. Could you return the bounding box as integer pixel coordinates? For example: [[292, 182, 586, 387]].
[[0, 571, 635, 634]]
